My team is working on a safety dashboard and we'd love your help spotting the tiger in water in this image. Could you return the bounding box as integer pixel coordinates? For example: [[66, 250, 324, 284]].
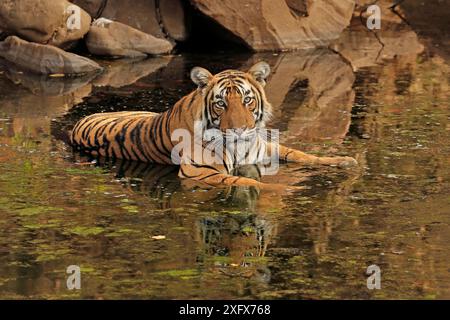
[[70, 62, 357, 189]]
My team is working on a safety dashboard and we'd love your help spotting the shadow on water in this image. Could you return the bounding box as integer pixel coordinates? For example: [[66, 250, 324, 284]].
[[0, 9, 449, 299]]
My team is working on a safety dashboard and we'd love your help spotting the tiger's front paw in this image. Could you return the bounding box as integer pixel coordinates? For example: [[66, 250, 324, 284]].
[[335, 156, 358, 168], [318, 156, 358, 168]]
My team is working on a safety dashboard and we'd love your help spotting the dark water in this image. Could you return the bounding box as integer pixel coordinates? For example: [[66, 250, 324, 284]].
[[0, 16, 449, 299]]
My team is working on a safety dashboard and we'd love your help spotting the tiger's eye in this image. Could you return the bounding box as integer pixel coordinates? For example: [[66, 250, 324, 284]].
[[216, 100, 226, 108], [244, 96, 253, 104]]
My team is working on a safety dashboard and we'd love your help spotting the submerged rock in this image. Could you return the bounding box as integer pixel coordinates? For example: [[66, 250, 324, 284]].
[[190, 0, 355, 51], [0, 0, 91, 49], [86, 18, 174, 58], [0, 36, 103, 75]]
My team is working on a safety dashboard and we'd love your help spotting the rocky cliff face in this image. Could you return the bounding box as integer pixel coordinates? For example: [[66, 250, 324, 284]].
[[0, 0, 358, 55], [189, 0, 355, 51]]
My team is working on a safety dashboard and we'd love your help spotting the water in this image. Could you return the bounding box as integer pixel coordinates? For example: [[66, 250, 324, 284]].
[[0, 17, 449, 299]]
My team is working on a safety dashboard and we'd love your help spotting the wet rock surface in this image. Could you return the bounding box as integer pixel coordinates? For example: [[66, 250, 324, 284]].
[[0, 36, 102, 75], [85, 19, 174, 58], [158, 0, 190, 42], [0, 0, 91, 49]]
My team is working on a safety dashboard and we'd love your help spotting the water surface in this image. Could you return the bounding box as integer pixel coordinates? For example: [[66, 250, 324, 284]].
[[0, 17, 449, 299]]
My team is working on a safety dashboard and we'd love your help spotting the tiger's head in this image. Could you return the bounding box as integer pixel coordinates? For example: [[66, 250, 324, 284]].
[[190, 62, 272, 133]]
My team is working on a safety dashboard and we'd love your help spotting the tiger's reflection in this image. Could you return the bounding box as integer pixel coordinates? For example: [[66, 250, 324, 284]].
[[94, 157, 266, 209], [196, 213, 274, 281], [77, 155, 277, 282]]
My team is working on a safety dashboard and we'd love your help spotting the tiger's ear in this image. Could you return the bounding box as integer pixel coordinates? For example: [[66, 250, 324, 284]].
[[248, 61, 270, 86], [191, 67, 213, 88]]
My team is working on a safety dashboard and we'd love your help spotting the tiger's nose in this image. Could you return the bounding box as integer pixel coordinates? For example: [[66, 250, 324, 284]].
[[234, 126, 247, 136]]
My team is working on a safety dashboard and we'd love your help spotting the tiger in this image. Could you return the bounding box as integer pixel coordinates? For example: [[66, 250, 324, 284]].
[[70, 61, 357, 190]]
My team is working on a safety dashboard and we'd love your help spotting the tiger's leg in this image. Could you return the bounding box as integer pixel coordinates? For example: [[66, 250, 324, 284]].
[[277, 144, 358, 167], [178, 164, 304, 191]]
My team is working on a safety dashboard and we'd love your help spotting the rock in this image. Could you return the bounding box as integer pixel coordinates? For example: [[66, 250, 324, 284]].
[[0, 36, 103, 75], [0, 0, 91, 49], [85, 18, 174, 58], [190, 0, 355, 51], [158, 0, 189, 42], [72, 0, 189, 42], [355, 0, 396, 11], [70, 0, 104, 18]]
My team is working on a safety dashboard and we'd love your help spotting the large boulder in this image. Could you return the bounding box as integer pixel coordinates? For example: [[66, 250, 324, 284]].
[[85, 18, 174, 57], [69, 0, 103, 18], [158, 0, 189, 42], [190, 0, 355, 51], [0, 0, 91, 48], [72, 0, 189, 42], [0, 36, 103, 75]]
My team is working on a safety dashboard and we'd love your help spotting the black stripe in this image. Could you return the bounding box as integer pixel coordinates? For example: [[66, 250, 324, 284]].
[[150, 115, 171, 161]]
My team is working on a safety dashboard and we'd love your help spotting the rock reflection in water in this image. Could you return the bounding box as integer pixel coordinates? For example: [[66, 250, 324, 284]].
[[92, 56, 172, 88], [263, 49, 355, 145]]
